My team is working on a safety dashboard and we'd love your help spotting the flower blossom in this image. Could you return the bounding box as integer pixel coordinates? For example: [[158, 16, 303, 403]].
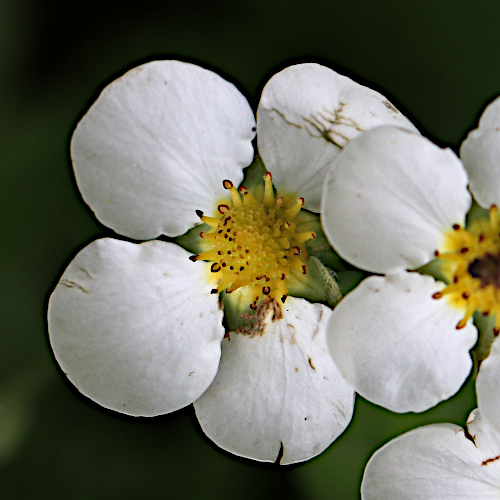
[[362, 307, 500, 498], [361, 407, 500, 499], [48, 60, 414, 463], [321, 96, 500, 413]]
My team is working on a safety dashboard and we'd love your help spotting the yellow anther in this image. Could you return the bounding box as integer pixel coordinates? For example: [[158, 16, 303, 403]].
[[434, 212, 500, 331], [191, 171, 310, 311]]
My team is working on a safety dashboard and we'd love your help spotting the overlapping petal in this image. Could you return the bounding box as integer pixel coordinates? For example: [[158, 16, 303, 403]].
[[194, 297, 354, 464], [48, 238, 224, 417], [326, 271, 477, 413], [361, 410, 500, 499], [477, 336, 500, 435], [257, 63, 417, 212], [321, 126, 471, 274], [461, 96, 500, 208], [71, 60, 256, 240]]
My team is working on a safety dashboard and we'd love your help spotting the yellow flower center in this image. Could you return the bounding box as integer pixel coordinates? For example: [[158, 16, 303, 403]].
[[433, 205, 500, 332], [190, 172, 315, 309]]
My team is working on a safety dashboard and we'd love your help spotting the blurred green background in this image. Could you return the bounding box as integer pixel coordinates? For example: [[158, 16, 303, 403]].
[[1, 0, 498, 498]]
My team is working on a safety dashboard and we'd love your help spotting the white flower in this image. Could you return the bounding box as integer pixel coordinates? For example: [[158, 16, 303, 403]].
[[48, 60, 414, 464], [361, 409, 500, 499], [322, 97, 500, 413]]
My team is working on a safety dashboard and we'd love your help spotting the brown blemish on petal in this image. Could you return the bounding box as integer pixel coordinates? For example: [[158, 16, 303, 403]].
[[482, 454, 500, 466], [308, 357, 316, 370]]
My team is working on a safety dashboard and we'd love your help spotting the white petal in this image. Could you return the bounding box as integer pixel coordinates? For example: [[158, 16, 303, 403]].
[[71, 61, 256, 240], [194, 297, 354, 464], [321, 126, 471, 274], [477, 336, 500, 435], [361, 418, 500, 499], [48, 238, 224, 416], [327, 271, 477, 413], [461, 96, 500, 208], [257, 63, 418, 212]]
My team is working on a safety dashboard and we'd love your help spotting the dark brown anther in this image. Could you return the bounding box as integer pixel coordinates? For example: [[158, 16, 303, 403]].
[[223, 180, 233, 189], [239, 186, 248, 194], [262, 286, 271, 295], [434, 250, 440, 257], [462, 292, 470, 299], [479, 234, 485, 242], [250, 303, 257, 310], [292, 246, 301, 255], [196, 209, 204, 218], [453, 224, 460, 230], [211, 289, 218, 294], [188, 255, 197, 262], [211, 263, 221, 273], [460, 247, 469, 253], [239, 266, 244, 271], [302, 265, 307, 275], [218, 204, 230, 214], [281, 295, 287, 303]]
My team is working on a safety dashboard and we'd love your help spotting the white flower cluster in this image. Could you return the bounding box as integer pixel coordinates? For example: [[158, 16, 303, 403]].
[[48, 58, 500, 487]]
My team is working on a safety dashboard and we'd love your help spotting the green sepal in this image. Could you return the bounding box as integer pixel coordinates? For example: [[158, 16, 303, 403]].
[[472, 311, 497, 376], [287, 256, 341, 307], [466, 200, 489, 228], [416, 258, 449, 284], [221, 287, 256, 331], [336, 269, 366, 295], [175, 223, 211, 255], [294, 210, 348, 272], [240, 155, 267, 198]]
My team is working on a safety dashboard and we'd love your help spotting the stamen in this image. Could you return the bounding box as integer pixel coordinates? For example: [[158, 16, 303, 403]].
[[263, 172, 274, 207], [295, 231, 316, 244], [224, 179, 243, 208], [191, 171, 311, 311], [283, 198, 305, 220]]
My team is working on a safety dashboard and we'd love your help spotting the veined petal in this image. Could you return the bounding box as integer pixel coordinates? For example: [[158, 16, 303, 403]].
[[48, 238, 224, 417], [71, 60, 256, 240], [361, 411, 500, 500], [194, 297, 355, 464], [321, 126, 471, 274], [460, 96, 500, 208], [477, 336, 500, 435], [327, 271, 477, 413], [257, 63, 417, 212]]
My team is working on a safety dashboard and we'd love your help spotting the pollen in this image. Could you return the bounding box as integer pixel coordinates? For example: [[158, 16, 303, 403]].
[[433, 205, 500, 332], [190, 173, 315, 310]]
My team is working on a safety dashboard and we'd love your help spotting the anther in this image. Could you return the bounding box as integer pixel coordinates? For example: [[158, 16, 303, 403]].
[[211, 289, 218, 294], [211, 263, 221, 273], [262, 286, 271, 295], [196, 209, 204, 218], [453, 224, 460, 230], [189, 255, 197, 262], [218, 204, 230, 214], [223, 180, 233, 189]]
